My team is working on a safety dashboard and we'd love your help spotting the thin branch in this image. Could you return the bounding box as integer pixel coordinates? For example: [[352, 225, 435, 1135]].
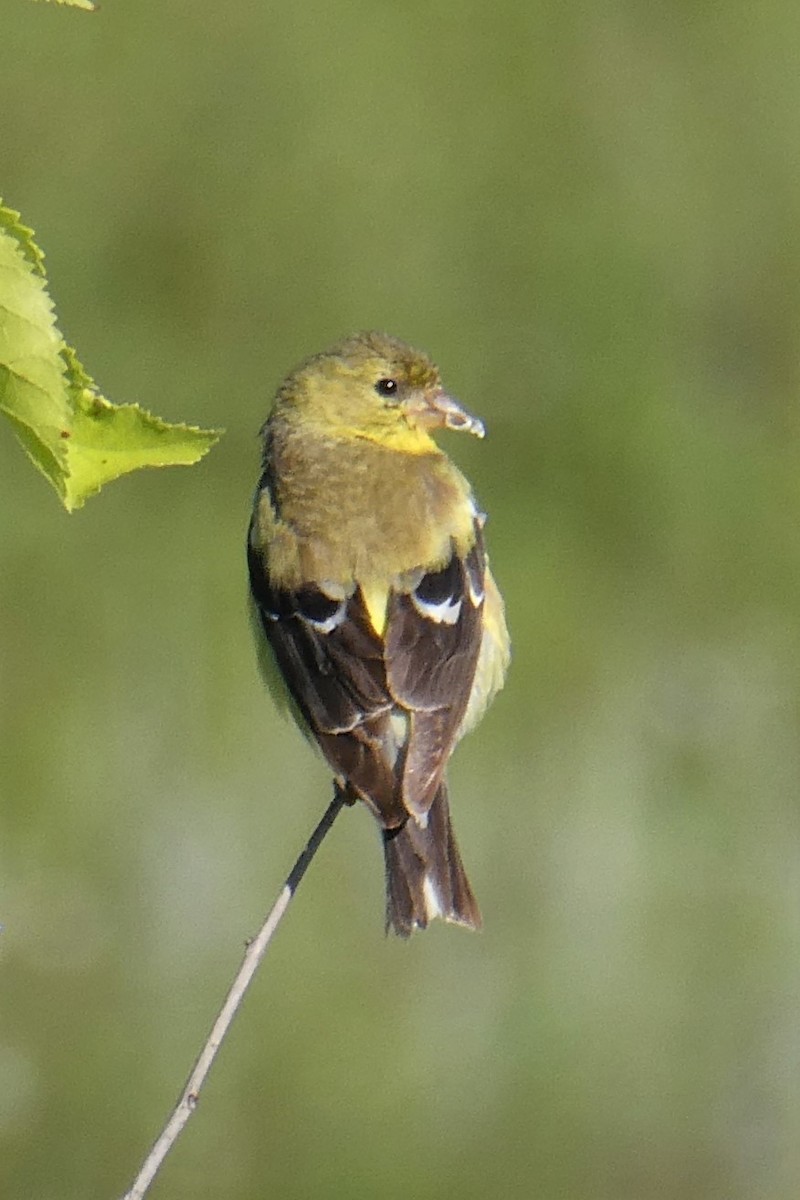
[[118, 787, 347, 1200]]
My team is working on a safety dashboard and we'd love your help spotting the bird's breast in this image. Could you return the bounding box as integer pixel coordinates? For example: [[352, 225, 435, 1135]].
[[263, 432, 477, 594]]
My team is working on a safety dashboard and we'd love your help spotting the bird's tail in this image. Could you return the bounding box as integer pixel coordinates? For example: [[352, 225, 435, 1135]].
[[382, 783, 481, 937]]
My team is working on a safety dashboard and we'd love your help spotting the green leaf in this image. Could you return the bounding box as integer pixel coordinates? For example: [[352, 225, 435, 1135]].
[[0, 201, 222, 511], [31, 0, 97, 11], [0, 203, 70, 480], [0, 206, 46, 275], [61, 347, 222, 511]]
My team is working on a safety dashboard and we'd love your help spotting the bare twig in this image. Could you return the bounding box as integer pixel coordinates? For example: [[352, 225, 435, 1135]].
[[118, 787, 347, 1200]]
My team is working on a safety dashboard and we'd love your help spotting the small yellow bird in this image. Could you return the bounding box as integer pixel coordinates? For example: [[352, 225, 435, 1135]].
[[247, 332, 510, 935]]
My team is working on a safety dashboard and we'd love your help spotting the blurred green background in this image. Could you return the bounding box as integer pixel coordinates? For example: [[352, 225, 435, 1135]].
[[2, 2, 800, 1197]]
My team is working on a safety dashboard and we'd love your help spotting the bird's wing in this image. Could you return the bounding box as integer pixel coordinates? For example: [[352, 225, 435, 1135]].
[[384, 524, 486, 819], [248, 518, 487, 827], [248, 530, 407, 825], [457, 566, 511, 739], [248, 533, 388, 732]]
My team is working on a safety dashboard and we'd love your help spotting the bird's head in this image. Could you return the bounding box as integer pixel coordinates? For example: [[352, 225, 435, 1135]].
[[273, 331, 484, 451]]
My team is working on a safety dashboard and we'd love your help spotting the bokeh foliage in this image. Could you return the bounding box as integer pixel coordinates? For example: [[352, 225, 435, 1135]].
[[1, 2, 799, 1198]]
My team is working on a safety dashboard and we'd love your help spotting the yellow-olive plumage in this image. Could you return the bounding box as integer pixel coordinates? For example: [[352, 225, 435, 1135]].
[[248, 331, 509, 935]]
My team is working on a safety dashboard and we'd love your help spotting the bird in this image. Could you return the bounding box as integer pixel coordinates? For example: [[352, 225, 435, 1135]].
[[247, 331, 510, 936]]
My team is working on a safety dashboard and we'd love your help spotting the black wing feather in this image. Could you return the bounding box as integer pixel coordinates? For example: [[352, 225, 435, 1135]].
[[248, 535, 388, 733], [386, 530, 486, 816], [248, 532, 408, 824]]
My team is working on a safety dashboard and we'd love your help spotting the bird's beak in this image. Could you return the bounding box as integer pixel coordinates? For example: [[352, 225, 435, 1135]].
[[406, 389, 485, 438]]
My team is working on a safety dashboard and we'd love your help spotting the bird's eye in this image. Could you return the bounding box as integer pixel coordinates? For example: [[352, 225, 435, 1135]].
[[375, 378, 398, 398]]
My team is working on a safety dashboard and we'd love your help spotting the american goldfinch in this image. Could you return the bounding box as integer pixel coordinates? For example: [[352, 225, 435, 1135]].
[[247, 332, 510, 936]]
